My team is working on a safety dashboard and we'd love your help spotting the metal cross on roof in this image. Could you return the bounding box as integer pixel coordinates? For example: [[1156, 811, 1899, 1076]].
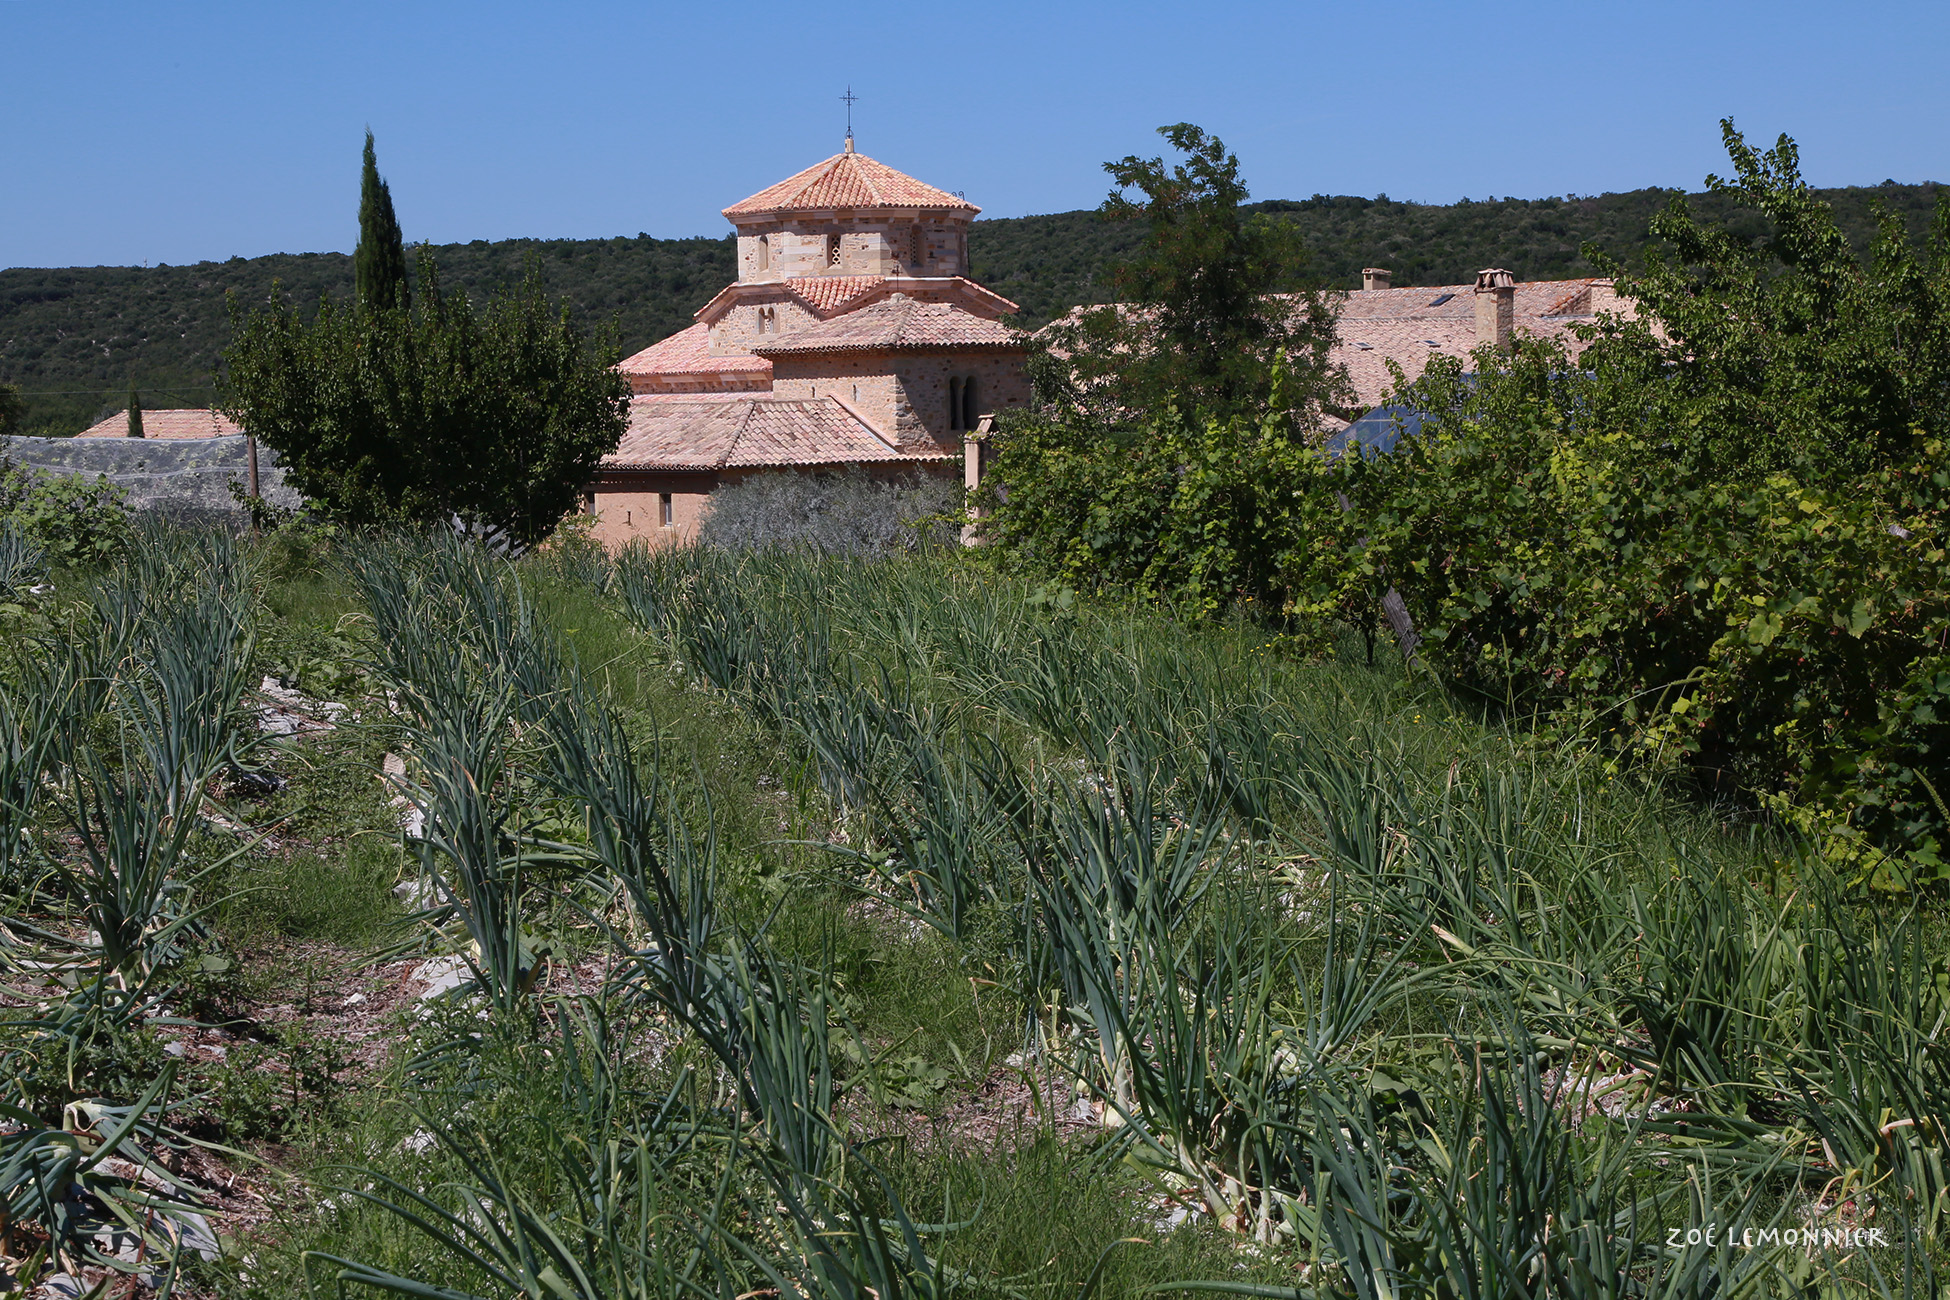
[[841, 86, 859, 149]]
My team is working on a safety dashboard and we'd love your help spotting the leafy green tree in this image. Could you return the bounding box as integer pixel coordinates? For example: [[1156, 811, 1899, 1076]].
[[979, 126, 1355, 619], [1334, 121, 1950, 878], [1034, 123, 1347, 428], [978, 358, 1363, 625], [0, 384, 24, 437], [220, 252, 630, 547], [354, 130, 410, 312], [125, 384, 144, 438]]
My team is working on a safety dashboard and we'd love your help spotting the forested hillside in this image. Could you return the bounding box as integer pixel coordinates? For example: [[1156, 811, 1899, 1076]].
[[4, 180, 1939, 435]]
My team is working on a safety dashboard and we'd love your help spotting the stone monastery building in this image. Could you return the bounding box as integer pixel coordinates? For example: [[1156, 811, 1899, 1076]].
[[589, 140, 1029, 547]]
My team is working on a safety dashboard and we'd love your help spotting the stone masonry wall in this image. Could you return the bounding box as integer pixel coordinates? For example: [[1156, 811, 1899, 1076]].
[[770, 349, 1029, 452], [587, 470, 718, 549], [590, 462, 961, 551], [709, 297, 821, 355], [767, 358, 910, 448], [735, 215, 967, 282], [889, 353, 1029, 447]]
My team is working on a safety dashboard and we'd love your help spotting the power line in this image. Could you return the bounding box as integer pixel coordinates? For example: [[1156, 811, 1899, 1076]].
[[11, 386, 217, 395]]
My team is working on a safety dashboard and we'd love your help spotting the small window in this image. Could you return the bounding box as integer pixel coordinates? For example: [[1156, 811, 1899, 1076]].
[[826, 234, 842, 268], [757, 305, 777, 335], [850, 383, 859, 404], [961, 375, 978, 431], [908, 225, 924, 269], [659, 493, 673, 529], [755, 234, 770, 272], [947, 377, 962, 431]]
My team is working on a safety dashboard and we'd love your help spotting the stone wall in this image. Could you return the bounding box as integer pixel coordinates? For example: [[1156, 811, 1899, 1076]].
[[3, 434, 301, 520], [585, 469, 719, 549], [767, 358, 912, 449], [770, 350, 1029, 451], [709, 296, 822, 354], [734, 215, 968, 282], [588, 462, 960, 551]]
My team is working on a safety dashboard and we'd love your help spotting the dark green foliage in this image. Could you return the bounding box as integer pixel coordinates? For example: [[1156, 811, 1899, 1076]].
[[6, 180, 1942, 435], [353, 131, 409, 313], [979, 126, 1353, 615], [975, 394, 1357, 622], [0, 235, 734, 437], [1039, 124, 1347, 428], [1335, 122, 1950, 874], [698, 469, 965, 556], [0, 383, 22, 437], [978, 181, 1947, 325], [220, 252, 631, 546], [0, 448, 131, 566], [125, 383, 142, 438]]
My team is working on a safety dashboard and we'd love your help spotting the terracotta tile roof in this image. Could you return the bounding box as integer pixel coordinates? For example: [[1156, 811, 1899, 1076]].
[[1329, 279, 1603, 407], [723, 147, 979, 218], [693, 276, 1020, 328], [1332, 279, 1603, 324], [750, 295, 1022, 356], [603, 395, 952, 471], [1543, 283, 1596, 316], [618, 323, 773, 378], [74, 409, 243, 439], [785, 275, 887, 316]]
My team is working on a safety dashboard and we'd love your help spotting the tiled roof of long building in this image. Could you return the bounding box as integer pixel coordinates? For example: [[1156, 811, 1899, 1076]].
[[723, 147, 978, 217], [1329, 278, 1615, 408], [602, 394, 952, 470], [75, 409, 244, 439], [750, 295, 1022, 355]]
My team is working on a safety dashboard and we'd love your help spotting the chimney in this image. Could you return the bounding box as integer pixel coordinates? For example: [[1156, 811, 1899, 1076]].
[[1588, 277, 1618, 316], [1362, 267, 1392, 292], [1474, 268, 1516, 352]]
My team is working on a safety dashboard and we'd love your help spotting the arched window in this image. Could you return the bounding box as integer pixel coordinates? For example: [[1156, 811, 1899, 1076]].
[[947, 377, 962, 431], [755, 234, 770, 272], [961, 376, 978, 431], [756, 305, 777, 335]]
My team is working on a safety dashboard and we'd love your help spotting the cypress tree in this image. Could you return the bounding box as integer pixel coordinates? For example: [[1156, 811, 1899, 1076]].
[[126, 383, 144, 438], [354, 130, 410, 312]]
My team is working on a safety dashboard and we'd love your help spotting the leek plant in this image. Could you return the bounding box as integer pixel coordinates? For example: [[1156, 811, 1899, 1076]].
[[310, 538, 1947, 1295], [41, 539, 258, 983]]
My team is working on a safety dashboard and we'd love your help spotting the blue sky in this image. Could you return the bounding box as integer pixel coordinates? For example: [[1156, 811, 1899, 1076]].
[[4, 1, 1947, 269]]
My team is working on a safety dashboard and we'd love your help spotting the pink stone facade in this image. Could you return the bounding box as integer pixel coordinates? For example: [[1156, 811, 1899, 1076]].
[[595, 143, 1024, 549], [769, 351, 1029, 454]]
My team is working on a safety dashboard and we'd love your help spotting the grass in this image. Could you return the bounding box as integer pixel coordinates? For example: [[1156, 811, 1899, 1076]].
[[1, 528, 1942, 1298], [205, 840, 405, 949]]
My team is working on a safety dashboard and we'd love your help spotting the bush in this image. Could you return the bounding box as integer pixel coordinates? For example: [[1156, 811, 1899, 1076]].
[[0, 451, 130, 567], [698, 469, 965, 556], [1335, 123, 1950, 878]]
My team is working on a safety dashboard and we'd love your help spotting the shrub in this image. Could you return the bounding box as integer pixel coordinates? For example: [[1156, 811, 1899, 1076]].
[[974, 358, 1364, 629], [1335, 123, 1950, 877], [698, 469, 964, 556], [0, 450, 131, 567]]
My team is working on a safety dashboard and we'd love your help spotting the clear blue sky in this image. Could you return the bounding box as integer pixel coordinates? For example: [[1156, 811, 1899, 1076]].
[[4, 0, 1946, 270]]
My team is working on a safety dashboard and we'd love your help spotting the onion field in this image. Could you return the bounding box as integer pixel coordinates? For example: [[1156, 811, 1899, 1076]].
[[1, 527, 1943, 1297]]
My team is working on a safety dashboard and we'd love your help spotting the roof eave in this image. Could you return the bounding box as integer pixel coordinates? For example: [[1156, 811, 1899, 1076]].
[[750, 340, 1026, 358]]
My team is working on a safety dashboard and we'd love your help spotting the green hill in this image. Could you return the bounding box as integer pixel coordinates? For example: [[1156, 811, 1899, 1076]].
[[4, 181, 1941, 436]]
